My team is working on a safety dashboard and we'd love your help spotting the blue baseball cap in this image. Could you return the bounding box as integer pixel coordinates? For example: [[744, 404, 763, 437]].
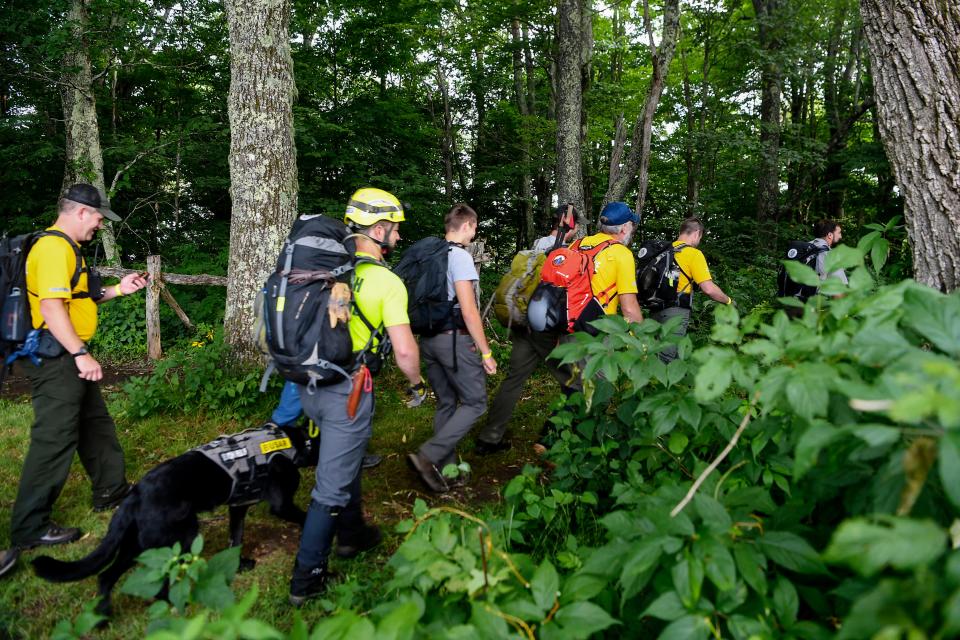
[[600, 201, 639, 226]]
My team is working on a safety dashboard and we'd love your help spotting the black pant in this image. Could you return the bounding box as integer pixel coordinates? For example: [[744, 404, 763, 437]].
[[10, 355, 127, 545]]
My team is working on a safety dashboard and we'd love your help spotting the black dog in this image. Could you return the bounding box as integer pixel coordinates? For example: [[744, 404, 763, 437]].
[[32, 423, 317, 616]]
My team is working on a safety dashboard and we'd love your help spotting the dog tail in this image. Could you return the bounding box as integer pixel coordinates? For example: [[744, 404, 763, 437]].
[[32, 492, 139, 583]]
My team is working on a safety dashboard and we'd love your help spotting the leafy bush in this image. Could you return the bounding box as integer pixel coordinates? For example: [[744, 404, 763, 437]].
[[122, 328, 280, 419]]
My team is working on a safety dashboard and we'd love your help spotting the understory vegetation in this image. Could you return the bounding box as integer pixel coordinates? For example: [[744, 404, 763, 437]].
[[3, 212, 955, 639]]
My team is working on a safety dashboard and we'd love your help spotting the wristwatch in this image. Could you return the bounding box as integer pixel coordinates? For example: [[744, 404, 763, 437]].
[[71, 347, 89, 358]]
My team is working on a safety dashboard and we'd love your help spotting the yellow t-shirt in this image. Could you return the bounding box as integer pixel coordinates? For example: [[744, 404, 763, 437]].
[[673, 240, 712, 295], [26, 226, 97, 340], [350, 253, 409, 353], [579, 233, 638, 315]]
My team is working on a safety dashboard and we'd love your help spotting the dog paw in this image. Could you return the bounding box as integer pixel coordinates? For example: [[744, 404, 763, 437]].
[[239, 557, 257, 572]]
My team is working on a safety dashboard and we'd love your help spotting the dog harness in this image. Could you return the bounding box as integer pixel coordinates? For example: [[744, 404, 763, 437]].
[[193, 425, 303, 506]]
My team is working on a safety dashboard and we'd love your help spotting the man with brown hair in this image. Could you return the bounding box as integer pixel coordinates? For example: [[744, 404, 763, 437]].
[[407, 203, 497, 493], [654, 217, 733, 362]]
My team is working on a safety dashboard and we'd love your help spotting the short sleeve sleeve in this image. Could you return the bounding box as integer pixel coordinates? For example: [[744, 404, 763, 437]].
[[688, 250, 712, 284], [449, 247, 479, 283], [380, 271, 410, 327]]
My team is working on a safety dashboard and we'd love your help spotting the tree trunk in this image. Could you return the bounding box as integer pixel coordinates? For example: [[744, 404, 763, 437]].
[[512, 18, 535, 248], [603, 0, 680, 219], [752, 0, 784, 224], [223, 0, 299, 362], [61, 0, 119, 264], [436, 61, 455, 200], [555, 0, 592, 218], [860, 0, 960, 291]]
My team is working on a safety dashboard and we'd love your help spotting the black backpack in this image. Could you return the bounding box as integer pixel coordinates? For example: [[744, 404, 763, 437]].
[[776, 240, 828, 301], [254, 214, 381, 391], [635, 240, 691, 312], [1, 231, 89, 370], [393, 237, 462, 336]]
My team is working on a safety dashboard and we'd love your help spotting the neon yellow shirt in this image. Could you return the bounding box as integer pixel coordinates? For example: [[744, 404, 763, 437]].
[[673, 240, 712, 294], [579, 233, 638, 314], [350, 252, 409, 353], [26, 226, 97, 340]]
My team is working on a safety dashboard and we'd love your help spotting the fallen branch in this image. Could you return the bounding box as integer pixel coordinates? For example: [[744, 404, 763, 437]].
[[671, 392, 760, 518]]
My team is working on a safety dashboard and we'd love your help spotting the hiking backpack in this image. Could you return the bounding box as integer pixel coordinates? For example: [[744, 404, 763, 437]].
[[526, 238, 615, 336], [1, 231, 90, 370], [253, 214, 379, 391], [492, 249, 548, 328], [635, 240, 692, 312], [776, 240, 828, 301], [393, 237, 463, 336]]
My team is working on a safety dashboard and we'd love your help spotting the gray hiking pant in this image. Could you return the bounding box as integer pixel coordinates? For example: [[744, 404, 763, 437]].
[[419, 332, 487, 468], [298, 377, 373, 508], [478, 328, 572, 445], [652, 306, 691, 363]]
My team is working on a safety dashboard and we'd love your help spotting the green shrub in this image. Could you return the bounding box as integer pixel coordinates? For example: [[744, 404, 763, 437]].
[[121, 328, 281, 419]]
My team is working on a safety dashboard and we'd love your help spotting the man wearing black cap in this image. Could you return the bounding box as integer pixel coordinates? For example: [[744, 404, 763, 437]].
[[0, 184, 149, 577]]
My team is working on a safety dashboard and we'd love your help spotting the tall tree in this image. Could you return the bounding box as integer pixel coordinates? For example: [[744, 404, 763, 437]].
[[555, 0, 591, 217], [61, 0, 119, 263], [752, 0, 785, 224], [860, 0, 960, 291], [223, 0, 298, 360], [603, 0, 681, 218]]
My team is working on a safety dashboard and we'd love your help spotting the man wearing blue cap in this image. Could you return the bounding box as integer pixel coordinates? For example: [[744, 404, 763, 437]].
[[579, 201, 644, 324]]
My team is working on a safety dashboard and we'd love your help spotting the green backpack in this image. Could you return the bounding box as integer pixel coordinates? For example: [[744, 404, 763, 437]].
[[493, 249, 547, 328]]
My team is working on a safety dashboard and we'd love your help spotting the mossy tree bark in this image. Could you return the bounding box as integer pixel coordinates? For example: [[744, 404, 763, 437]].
[[223, 0, 299, 362], [61, 0, 119, 264], [860, 0, 960, 291]]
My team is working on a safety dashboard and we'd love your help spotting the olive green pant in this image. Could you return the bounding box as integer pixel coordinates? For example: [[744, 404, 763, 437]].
[[10, 355, 126, 546]]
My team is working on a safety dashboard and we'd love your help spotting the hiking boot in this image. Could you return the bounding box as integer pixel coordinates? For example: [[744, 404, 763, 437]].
[[93, 482, 132, 512], [475, 439, 512, 455], [335, 523, 382, 559], [361, 454, 383, 469], [407, 452, 449, 493], [0, 549, 19, 578], [289, 563, 334, 607], [20, 523, 81, 549]]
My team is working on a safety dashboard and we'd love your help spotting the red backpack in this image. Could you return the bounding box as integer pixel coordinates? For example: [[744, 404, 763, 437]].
[[526, 238, 615, 335]]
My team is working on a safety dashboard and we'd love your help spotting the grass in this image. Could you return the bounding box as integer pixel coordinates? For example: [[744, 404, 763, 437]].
[[0, 355, 561, 638]]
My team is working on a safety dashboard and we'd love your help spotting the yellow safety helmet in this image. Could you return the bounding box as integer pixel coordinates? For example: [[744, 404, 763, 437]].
[[344, 188, 405, 227]]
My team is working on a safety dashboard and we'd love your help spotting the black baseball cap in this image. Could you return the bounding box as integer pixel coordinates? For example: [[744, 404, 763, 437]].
[[62, 183, 121, 222]]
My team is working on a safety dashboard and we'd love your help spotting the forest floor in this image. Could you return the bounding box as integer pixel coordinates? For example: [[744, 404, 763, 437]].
[[0, 363, 560, 638]]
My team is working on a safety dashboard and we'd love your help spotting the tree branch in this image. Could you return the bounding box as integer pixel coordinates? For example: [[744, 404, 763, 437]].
[[671, 392, 760, 518]]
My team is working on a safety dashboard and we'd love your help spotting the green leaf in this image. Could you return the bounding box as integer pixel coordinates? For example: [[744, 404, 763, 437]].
[[794, 421, 842, 479], [783, 260, 821, 287], [120, 568, 166, 600], [823, 244, 864, 274], [699, 538, 736, 592], [870, 237, 889, 273], [642, 590, 687, 621], [668, 432, 688, 454], [902, 288, 960, 356], [672, 555, 704, 609], [531, 560, 559, 612], [823, 516, 947, 577], [658, 614, 711, 640], [190, 535, 204, 556], [756, 531, 826, 575], [785, 364, 831, 420], [375, 600, 422, 640], [733, 545, 767, 595], [772, 575, 799, 626], [206, 545, 241, 583], [238, 619, 284, 640], [620, 539, 664, 600], [939, 433, 960, 512], [561, 572, 608, 603], [693, 495, 731, 534], [309, 611, 376, 640], [553, 601, 619, 638], [168, 578, 191, 612], [694, 348, 735, 402], [193, 574, 235, 611]]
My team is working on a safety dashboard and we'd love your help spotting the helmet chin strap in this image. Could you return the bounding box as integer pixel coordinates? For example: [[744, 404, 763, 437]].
[[347, 223, 394, 257]]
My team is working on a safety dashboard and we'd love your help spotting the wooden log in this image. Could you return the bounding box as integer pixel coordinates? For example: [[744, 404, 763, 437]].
[[146, 255, 162, 360], [98, 266, 227, 287], [160, 286, 194, 331]]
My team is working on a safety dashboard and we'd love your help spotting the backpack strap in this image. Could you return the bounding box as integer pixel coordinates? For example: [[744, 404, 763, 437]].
[[578, 239, 618, 305], [35, 230, 85, 297]]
